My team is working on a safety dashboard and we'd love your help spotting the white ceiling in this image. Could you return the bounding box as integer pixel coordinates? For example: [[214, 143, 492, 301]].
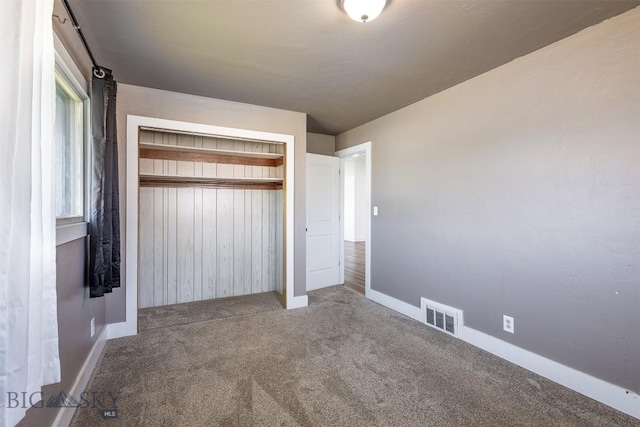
[[67, 0, 638, 135]]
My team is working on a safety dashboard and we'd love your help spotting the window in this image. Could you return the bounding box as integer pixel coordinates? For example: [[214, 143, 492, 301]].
[[54, 71, 86, 223]]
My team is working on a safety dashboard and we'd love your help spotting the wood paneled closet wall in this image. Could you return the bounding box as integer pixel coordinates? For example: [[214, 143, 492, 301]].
[[137, 128, 284, 308]]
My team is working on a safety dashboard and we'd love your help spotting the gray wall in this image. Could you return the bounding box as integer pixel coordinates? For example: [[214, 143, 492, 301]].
[[110, 84, 307, 322], [307, 132, 335, 156], [336, 8, 640, 393], [20, 238, 106, 427]]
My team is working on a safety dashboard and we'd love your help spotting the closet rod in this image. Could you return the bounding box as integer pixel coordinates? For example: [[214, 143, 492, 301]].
[[60, 0, 106, 79]]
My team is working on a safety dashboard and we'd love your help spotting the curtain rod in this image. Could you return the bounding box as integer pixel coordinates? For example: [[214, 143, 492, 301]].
[[60, 0, 106, 79]]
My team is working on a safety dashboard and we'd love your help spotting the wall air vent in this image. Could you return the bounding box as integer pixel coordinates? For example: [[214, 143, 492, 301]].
[[420, 297, 463, 337]]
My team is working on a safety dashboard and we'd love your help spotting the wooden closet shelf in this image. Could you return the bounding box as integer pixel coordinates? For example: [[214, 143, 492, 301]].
[[139, 142, 284, 167], [139, 174, 283, 190]]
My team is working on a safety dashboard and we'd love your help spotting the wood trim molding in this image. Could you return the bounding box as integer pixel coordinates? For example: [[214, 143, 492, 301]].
[[139, 142, 284, 167]]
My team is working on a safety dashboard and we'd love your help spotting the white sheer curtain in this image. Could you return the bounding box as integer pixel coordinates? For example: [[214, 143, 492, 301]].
[[1, 0, 61, 425]]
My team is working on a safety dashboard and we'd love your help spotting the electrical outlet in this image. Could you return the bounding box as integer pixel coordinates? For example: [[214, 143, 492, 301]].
[[90, 317, 95, 338], [503, 315, 514, 333]]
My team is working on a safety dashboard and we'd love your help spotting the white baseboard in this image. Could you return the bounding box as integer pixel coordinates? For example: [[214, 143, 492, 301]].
[[366, 288, 640, 420], [106, 320, 137, 339], [367, 288, 422, 321], [52, 327, 107, 427], [457, 327, 639, 420], [286, 294, 308, 309]]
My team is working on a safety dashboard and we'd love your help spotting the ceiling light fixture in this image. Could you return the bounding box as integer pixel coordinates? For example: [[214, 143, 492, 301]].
[[342, 0, 387, 23]]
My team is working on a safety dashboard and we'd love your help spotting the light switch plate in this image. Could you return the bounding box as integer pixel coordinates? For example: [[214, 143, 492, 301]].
[[373, 206, 378, 216]]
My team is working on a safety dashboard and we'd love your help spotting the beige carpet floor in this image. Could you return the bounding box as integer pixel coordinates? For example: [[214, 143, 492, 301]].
[[70, 286, 638, 426]]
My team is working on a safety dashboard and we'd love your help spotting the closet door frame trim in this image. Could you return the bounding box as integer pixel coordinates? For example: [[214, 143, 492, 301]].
[[109, 115, 299, 339]]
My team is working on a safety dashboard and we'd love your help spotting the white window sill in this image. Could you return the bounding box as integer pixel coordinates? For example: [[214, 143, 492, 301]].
[[56, 222, 89, 246]]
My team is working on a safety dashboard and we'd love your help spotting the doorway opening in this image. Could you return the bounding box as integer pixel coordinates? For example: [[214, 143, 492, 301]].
[[336, 142, 372, 297], [342, 153, 366, 294]]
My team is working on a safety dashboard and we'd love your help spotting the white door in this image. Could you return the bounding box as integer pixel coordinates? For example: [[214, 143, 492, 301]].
[[307, 153, 340, 291]]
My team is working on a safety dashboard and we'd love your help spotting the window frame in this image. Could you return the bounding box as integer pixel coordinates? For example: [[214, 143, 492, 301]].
[[54, 47, 91, 245]]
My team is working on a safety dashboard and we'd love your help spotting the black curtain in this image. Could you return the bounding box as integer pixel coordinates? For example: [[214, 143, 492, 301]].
[[89, 67, 121, 298]]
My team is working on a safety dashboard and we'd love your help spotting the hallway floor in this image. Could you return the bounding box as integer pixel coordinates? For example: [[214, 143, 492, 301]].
[[344, 241, 365, 295]]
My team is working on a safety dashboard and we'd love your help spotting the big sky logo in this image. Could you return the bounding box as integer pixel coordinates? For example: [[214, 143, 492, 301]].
[[5, 390, 120, 410]]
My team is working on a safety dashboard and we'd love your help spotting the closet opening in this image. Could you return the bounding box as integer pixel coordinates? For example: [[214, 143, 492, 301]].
[[138, 127, 285, 309], [118, 115, 298, 339]]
